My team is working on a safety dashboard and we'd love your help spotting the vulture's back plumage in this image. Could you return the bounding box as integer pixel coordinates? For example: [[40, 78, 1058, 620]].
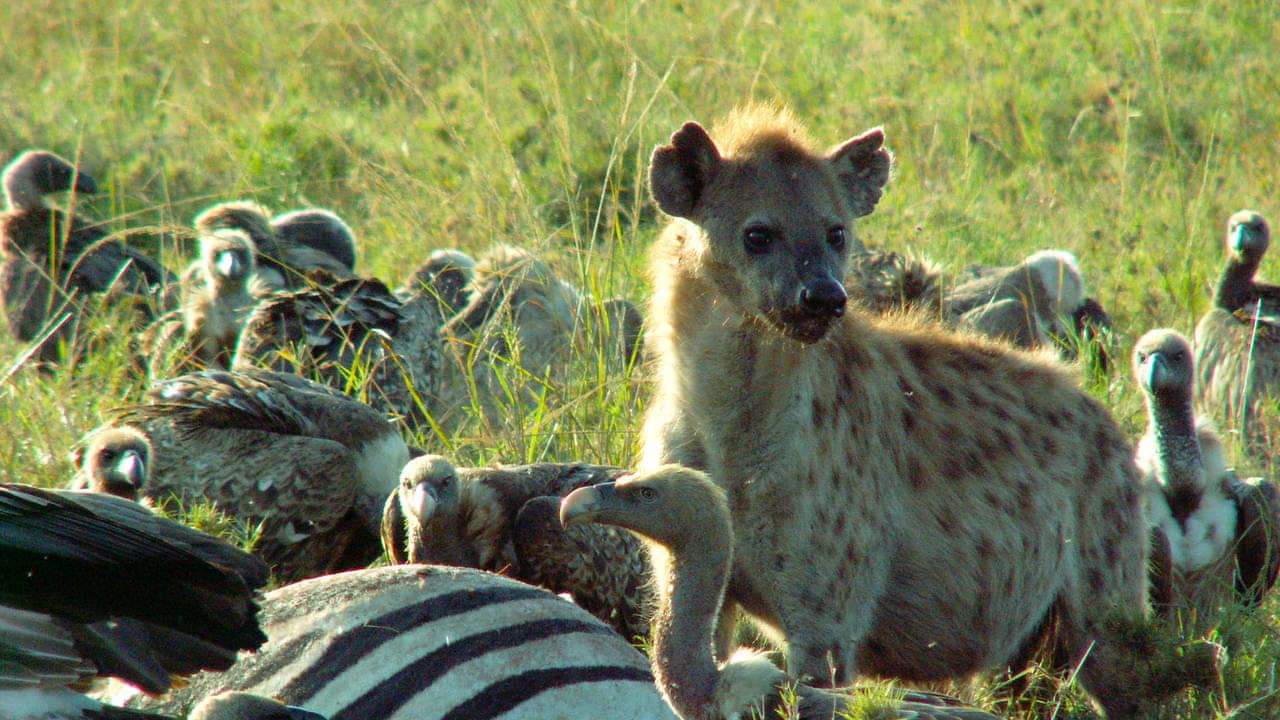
[[106, 368, 409, 583], [233, 272, 444, 427]]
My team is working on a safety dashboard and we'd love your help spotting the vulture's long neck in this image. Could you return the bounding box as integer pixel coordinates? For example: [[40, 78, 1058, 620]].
[[1214, 256, 1262, 311], [1147, 389, 1205, 513], [651, 530, 732, 720]]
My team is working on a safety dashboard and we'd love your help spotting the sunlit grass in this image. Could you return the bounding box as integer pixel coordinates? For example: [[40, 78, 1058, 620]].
[[3, 0, 1279, 716]]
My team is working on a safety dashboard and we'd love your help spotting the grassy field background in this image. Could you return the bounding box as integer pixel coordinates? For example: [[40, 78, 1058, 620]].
[[2, 0, 1279, 717]]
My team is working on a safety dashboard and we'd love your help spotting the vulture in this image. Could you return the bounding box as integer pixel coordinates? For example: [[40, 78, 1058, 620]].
[[70, 426, 151, 501], [0, 150, 172, 364], [560, 467, 998, 720], [271, 208, 357, 274], [381, 455, 652, 641], [182, 229, 259, 369], [441, 245, 581, 380], [137, 308, 192, 382], [846, 247, 1112, 366], [1134, 329, 1280, 615], [396, 248, 478, 320], [132, 565, 679, 720], [194, 201, 350, 291], [946, 249, 1109, 359], [1195, 210, 1280, 451], [232, 271, 444, 427], [846, 248, 944, 315], [0, 483, 267, 719], [432, 245, 639, 428], [106, 368, 410, 583]]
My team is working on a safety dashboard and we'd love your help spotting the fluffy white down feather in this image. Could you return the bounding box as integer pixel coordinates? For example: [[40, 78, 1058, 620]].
[[1137, 424, 1239, 572]]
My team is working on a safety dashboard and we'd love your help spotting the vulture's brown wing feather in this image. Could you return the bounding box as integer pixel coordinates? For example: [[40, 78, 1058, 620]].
[[1227, 474, 1280, 605], [512, 496, 653, 641], [380, 487, 409, 565]]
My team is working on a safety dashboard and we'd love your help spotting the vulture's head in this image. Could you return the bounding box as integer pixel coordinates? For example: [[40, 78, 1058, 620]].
[[560, 464, 730, 554], [1133, 329, 1195, 403], [407, 249, 477, 317], [78, 426, 151, 501], [3, 150, 97, 209], [389, 454, 478, 566], [191, 692, 327, 720], [1226, 210, 1270, 263], [201, 229, 257, 288], [194, 200, 277, 254]]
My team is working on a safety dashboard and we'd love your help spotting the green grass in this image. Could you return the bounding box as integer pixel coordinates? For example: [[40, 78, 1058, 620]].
[[2, 0, 1279, 717]]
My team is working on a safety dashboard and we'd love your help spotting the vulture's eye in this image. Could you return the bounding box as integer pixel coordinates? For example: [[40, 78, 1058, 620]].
[[638, 487, 658, 501]]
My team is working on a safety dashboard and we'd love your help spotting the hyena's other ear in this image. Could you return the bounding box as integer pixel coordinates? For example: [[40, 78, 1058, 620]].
[[649, 122, 721, 219], [827, 127, 892, 218]]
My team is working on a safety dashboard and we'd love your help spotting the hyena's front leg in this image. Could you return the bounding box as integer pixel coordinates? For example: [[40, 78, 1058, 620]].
[[777, 534, 891, 688]]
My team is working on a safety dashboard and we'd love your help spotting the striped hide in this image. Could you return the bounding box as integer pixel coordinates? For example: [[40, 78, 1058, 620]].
[[134, 565, 677, 720]]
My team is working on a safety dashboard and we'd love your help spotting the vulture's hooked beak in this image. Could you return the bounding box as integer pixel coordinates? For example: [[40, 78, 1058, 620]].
[[1233, 224, 1253, 253], [114, 450, 145, 488], [560, 482, 617, 527], [406, 481, 437, 524], [73, 171, 98, 195], [216, 251, 243, 280], [1145, 352, 1168, 393]]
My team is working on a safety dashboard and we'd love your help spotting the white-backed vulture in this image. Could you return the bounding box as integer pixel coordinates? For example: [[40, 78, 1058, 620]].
[[846, 247, 1112, 367], [560, 466, 999, 720], [431, 245, 593, 427], [1194, 210, 1280, 452], [0, 150, 172, 364], [1134, 329, 1280, 614], [233, 272, 443, 427], [107, 368, 409, 583], [183, 229, 258, 369], [0, 483, 267, 719], [131, 565, 679, 720], [381, 455, 652, 641], [194, 201, 350, 291]]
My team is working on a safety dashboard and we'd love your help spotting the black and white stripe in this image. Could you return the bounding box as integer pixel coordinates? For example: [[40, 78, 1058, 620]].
[[137, 565, 676, 720]]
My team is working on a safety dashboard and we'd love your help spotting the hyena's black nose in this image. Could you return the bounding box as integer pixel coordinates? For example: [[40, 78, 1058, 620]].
[[800, 278, 848, 318]]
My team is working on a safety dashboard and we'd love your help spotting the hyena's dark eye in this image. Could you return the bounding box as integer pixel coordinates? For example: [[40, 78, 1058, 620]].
[[743, 227, 773, 255], [827, 226, 847, 251]]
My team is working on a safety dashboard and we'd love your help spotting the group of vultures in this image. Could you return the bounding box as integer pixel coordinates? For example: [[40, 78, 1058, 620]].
[[2, 114, 1278, 720]]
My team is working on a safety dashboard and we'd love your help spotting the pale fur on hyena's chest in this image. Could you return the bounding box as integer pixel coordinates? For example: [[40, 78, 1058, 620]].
[[686, 339, 901, 621]]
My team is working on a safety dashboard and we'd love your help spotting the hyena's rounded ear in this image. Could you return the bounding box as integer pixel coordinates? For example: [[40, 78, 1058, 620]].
[[827, 127, 893, 218], [649, 121, 722, 219]]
